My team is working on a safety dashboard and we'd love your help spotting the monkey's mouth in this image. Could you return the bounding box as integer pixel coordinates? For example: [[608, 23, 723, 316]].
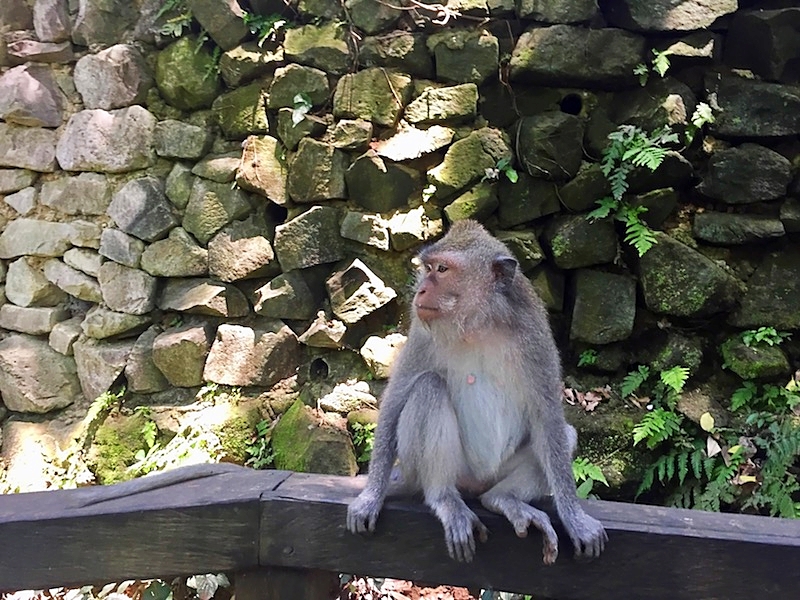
[[415, 304, 439, 320]]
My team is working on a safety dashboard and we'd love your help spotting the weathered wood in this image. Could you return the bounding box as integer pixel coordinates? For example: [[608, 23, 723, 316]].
[[0, 468, 290, 592], [236, 568, 339, 600], [260, 473, 800, 600]]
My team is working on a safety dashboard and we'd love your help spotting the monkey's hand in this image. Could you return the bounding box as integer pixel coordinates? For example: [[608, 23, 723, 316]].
[[441, 505, 490, 563], [347, 490, 384, 534], [564, 510, 607, 560]]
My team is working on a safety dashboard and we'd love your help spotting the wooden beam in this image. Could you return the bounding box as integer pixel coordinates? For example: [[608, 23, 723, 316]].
[[0, 468, 290, 592], [261, 473, 800, 600]]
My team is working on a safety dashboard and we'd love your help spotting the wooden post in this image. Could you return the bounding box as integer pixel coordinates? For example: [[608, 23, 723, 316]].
[[236, 568, 339, 600]]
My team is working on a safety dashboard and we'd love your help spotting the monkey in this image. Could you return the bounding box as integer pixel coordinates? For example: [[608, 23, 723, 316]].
[[346, 220, 607, 564]]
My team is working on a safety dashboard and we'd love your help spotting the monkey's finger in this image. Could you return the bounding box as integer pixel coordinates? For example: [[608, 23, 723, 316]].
[[366, 512, 379, 532], [475, 521, 490, 544]]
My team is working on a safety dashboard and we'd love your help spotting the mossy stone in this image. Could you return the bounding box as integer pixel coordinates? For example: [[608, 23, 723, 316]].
[[89, 411, 151, 484], [155, 36, 222, 111], [212, 80, 269, 140], [720, 337, 791, 380]]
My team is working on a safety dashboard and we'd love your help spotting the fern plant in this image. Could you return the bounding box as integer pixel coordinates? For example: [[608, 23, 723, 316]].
[[587, 124, 679, 256], [633, 408, 684, 449], [572, 457, 609, 499]]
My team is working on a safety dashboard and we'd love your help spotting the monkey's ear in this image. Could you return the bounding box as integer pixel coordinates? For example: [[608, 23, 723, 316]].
[[492, 255, 518, 287]]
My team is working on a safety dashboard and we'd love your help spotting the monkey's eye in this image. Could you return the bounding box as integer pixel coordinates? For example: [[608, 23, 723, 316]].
[[436, 264, 448, 273], [423, 263, 433, 273]]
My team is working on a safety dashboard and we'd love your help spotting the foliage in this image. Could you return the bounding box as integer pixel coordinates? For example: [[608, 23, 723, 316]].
[[144, 580, 174, 600], [351, 421, 377, 465], [572, 457, 609, 499], [245, 419, 275, 469], [621, 365, 650, 398], [422, 183, 437, 202], [291, 92, 313, 126], [482, 157, 519, 184], [186, 574, 230, 600], [241, 11, 288, 46], [732, 381, 800, 415], [660, 365, 689, 394], [587, 125, 679, 256], [577, 349, 598, 368], [127, 425, 225, 477], [685, 102, 715, 145], [742, 326, 792, 348], [157, 0, 192, 37], [744, 418, 800, 518], [633, 49, 672, 86], [633, 408, 684, 449]]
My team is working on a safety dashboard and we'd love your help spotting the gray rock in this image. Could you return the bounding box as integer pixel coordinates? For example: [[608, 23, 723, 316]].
[[327, 258, 397, 324], [298, 312, 346, 348], [73, 44, 152, 110], [182, 178, 252, 244], [570, 270, 636, 344], [387, 206, 444, 251], [191, 152, 240, 183], [154, 120, 213, 159], [124, 326, 169, 394], [188, 0, 248, 50], [65, 220, 102, 250], [428, 28, 499, 85], [444, 182, 499, 223], [697, 144, 792, 204], [556, 162, 610, 213], [0, 169, 37, 194], [152, 322, 215, 387], [631, 188, 679, 229], [404, 83, 478, 125], [346, 151, 420, 212], [252, 272, 317, 320], [510, 25, 645, 88], [158, 278, 249, 317], [781, 198, 800, 233], [0, 334, 80, 413], [709, 75, 800, 138], [203, 320, 301, 387], [71, 0, 137, 46], [0, 64, 64, 127], [80, 305, 151, 339], [0, 304, 69, 335], [56, 106, 157, 173], [33, 0, 71, 42], [98, 262, 158, 315], [360, 333, 406, 379], [287, 139, 349, 203], [693, 213, 785, 245], [108, 176, 178, 242], [267, 63, 330, 109], [6, 39, 73, 64], [495, 230, 544, 273], [5, 257, 66, 307], [345, 0, 401, 34], [328, 119, 373, 151], [155, 36, 222, 111], [63, 248, 104, 277], [73, 336, 134, 402], [515, 112, 584, 181], [141, 227, 208, 277], [297, 0, 343, 19], [49, 316, 83, 355], [274, 206, 346, 271], [428, 127, 512, 197], [656, 31, 720, 62], [605, 0, 736, 31], [98, 228, 145, 268], [236, 135, 288, 203], [544, 214, 617, 269], [40, 173, 111, 215], [730, 246, 800, 329], [720, 336, 790, 380], [165, 163, 195, 210], [283, 22, 351, 75], [360, 32, 433, 78], [42, 258, 102, 302], [1, 1, 33, 30], [725, 9, 800, 84], [341, 211, 390, 250], [275, 109, 327, 152], [373, 123, 454, 162], [333, 67, 412, 126], [517, 0, 597, 22], [0, 123, 58, 172], [213, 81, 269, 140], [5, 187, 36, 215], [611, 77, 696, 132], [640, 232, 742, 318], [208, 215, 280, 282], [219, 41, 284, 88], [0, 218, 75, 258]]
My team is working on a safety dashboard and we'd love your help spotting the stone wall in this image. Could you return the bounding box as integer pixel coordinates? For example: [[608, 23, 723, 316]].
[[1, 0, 800, 488]]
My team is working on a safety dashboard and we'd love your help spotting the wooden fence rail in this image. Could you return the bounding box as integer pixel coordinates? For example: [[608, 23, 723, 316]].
[[1, 466, 799, 600]]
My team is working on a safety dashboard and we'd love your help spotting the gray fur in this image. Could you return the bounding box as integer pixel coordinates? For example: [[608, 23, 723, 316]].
[[347, 220, 607, 564]]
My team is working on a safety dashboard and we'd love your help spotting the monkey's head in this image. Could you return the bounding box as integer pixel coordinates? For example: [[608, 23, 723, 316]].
[[413, 220, 519, 328]]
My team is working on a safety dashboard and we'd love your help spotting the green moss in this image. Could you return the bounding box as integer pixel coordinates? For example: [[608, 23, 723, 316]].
[[215, 408, 263, 463], [90, 412, 151, 484], [720, 337, 790, 380]]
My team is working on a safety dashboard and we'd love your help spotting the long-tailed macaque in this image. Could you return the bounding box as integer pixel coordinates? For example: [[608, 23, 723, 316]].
[[346, 220, 606, 564]]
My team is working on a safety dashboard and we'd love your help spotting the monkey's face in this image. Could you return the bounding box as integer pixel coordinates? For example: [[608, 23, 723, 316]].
[[413, 251, 463, 323]]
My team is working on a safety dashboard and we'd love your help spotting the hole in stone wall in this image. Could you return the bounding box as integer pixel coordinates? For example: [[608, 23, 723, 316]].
[[560, 93, 583, 115], [309, 357, 330, 380]]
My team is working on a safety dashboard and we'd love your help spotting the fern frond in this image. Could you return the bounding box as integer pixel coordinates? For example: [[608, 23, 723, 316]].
[[660, 366, 690, 394], [587, 197, 617, 221], [622, 365, 650, 398]]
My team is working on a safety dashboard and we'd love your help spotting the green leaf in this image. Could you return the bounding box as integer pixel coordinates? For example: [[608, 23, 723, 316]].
[[587, 197, 618, 221], [699, 412, 715, 432], [504, 166, 519, 183], [622, 365, 650, 398], [652, 49, 671, 77], [660, 365, 690, 394], [731, 381, 757, 411], [291, 92, 313, 126], [691, 102, 715, 128], [576, 478, 594, 499]]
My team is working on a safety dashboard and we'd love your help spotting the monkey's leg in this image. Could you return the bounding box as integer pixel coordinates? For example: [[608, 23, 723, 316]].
[[479, 452, 559, 565], [397, 372, 489, 563]]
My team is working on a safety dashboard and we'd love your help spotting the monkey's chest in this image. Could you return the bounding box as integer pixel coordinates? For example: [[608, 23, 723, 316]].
[[447, 366, 527, 481]]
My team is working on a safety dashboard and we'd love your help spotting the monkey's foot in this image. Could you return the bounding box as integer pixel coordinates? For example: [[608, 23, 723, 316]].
[[565, 511, 607, 560], [441, 506, 489, 563], [480, 494, 559, 565], [347, 491, 384, 534]]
